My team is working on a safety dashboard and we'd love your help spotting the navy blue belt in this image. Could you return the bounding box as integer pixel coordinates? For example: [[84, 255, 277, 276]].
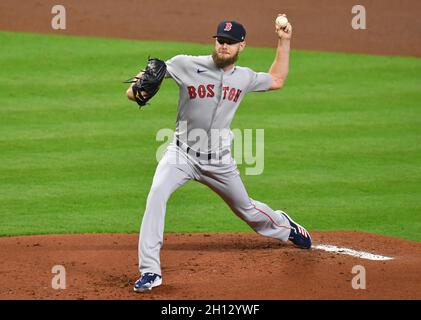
[[176, 139, 212, 160]]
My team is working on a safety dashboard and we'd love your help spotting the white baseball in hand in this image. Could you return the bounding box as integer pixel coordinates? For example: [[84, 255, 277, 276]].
[[275, 15, 288, 28]]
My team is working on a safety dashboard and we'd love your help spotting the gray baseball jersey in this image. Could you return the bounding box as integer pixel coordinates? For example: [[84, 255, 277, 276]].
[[138, 55, 295, 277], [165, 55, 272, 152]]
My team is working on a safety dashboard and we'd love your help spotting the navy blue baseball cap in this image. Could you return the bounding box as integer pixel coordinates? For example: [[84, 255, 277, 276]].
[[213, 21, 246, 43]]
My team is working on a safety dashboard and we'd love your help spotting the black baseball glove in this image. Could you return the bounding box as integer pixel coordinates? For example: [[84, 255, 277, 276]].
[[124, 57, 167, 108]]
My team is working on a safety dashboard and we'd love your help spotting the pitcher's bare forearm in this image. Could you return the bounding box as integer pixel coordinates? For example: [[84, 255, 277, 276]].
[[269, 39, 290, 89], [269, 14, 292, 90], [126, 71, 144, 101]]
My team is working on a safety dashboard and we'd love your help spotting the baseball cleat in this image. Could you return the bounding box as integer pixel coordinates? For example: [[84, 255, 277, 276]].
[[133, 273, 162, 292], [278, 211, 312, 249]]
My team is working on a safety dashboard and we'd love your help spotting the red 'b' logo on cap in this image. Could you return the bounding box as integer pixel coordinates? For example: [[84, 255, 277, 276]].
[[224, 22, 232, 31]]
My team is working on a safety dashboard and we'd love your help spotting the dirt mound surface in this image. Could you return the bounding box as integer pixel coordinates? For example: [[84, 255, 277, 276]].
[[0, 232, 420, 300]]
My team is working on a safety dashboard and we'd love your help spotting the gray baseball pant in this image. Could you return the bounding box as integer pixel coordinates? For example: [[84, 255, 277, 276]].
[[138, 142, 292, 276]]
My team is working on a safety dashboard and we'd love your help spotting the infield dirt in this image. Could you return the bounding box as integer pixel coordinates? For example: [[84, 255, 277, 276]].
[[0, 232, 420, 299], [0, 0, 420, 56]]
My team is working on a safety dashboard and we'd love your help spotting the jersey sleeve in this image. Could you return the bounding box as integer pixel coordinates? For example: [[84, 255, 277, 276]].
[[245, 69, 273, 92], [165, 55, 188, 85]]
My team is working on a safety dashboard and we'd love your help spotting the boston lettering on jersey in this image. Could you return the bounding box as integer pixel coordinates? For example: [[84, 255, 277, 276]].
[[187, 84, 242, 102]]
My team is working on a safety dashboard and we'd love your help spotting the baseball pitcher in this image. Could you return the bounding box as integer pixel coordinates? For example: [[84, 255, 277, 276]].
[[126, 15, 312, 292]]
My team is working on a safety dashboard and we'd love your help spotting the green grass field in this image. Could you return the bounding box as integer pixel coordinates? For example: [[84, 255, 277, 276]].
[[1, 31, 420, 240]]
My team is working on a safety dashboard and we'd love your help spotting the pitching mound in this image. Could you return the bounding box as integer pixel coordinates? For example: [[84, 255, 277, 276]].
[[0, 231, 420, 300]]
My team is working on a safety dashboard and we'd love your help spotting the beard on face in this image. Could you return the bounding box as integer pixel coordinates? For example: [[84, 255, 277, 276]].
[[212, 48, 240, 69]]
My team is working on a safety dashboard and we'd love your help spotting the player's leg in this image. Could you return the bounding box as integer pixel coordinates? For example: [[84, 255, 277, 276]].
[[138, 145, 195, 278], [198, 166, 311, 248]]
